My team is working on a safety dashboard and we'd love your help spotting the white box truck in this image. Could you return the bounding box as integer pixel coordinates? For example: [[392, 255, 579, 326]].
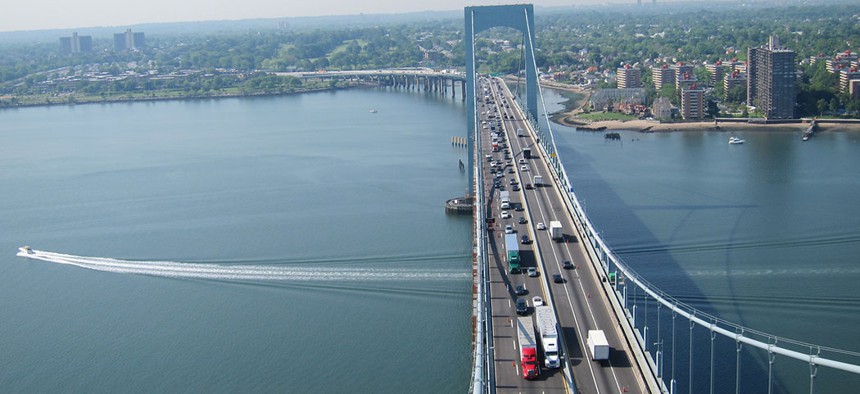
[[587, 330, 610, 361], [549, 221, 563, 241], [534, 306, 560, 368], [533, 175, 543, 187]]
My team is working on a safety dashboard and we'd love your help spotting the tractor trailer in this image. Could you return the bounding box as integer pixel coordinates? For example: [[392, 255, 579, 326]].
[[534, 306, 560, 368], [516, 317, 540, 379]]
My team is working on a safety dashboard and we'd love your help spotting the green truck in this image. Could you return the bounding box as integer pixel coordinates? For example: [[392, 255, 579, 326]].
[[505, 233, 520, 273]]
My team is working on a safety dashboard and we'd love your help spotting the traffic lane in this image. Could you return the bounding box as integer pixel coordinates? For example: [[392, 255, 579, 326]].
[[513, 125, 644, 393], [496, 85, 642, 393]]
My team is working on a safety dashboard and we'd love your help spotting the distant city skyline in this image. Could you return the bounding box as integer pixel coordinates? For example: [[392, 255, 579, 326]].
[[1, 0, 594, 33]]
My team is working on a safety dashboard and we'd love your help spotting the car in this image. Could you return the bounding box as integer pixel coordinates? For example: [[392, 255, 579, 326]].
[[515, 284, 528, 295], [519, 159, 526, 164], [515, 298, 528, 315], [521, 165, 528, 171], [553, 274, 564, 283], [507, 168, 514, 174], [563, 260, 574, 269], [512, 184, 520, 191], [510, 178, 518, 185], [501, 211, 511, 219], [498, 185, 506, 191], [505, 224, 514, 234], [537, 222, 546, 230], [514, 204, 524, 212], [527, 267, 538, 277], [521, 235, 532, 244], [518, 217, 527, 224], [525, 183, 533, 190], [532, 296, 544, 307]]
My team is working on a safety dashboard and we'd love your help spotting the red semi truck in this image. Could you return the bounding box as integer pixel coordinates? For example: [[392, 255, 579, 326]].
[[516, 316, 540, 379]]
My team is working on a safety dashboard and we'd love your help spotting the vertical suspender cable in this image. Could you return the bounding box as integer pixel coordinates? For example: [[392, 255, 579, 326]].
[[736, 328, 743, 394], [710, 327, 716, 394], [671, 309, 677, 394], [689, 319, 695, 394]]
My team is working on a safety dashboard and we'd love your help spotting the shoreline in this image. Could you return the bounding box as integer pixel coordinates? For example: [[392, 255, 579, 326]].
[[0, 83, 367, 111], [542, 82, 860, 133]]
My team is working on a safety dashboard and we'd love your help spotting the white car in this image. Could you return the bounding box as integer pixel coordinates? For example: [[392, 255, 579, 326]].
[[501, 211, 511, 219], [532, 296, 544, 307], [505, 224, 514, 234], [537, 222, 546, 230], [520, 165, 528, 171]]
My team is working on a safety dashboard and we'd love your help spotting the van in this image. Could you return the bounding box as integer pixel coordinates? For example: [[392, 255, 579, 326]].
[[517, 128, 524, 137]]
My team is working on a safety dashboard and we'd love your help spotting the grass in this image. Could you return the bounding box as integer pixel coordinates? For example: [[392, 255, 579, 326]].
[[575, 112, 638, 121]]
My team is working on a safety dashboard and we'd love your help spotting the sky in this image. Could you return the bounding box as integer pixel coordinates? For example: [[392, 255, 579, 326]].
[[1, 0, 586, 32]]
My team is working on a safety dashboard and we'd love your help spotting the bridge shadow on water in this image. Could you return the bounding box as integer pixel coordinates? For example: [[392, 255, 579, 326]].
[[554, 132, 791, 393]]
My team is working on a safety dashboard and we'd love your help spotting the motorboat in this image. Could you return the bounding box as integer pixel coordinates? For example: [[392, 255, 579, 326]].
[[369, 109, 378, 113], [729, 136, 745, 145], [18, 246, 34, 255]]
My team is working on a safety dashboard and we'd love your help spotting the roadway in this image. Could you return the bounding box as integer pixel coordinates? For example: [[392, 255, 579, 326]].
[[480, 76, 650, 394]]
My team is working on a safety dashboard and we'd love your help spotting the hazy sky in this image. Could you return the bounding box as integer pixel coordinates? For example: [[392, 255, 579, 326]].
[[2, 0, 583, 32]]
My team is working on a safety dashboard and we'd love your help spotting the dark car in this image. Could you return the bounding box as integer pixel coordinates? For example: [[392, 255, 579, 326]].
[[515, 298, 528, 315], [521, 235, 532, 244], [518, 217, 527, 224], [512, 184, 520, 191], [563, 260, 574, 269], [525, 183, 533, 190], [553, 274, 564, 283], [514, 204, 524, 212], [515, 284, 528, 295]]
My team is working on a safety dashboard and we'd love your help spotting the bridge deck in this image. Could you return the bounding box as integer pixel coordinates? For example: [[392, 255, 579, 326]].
[[479, 76, 655, 393]]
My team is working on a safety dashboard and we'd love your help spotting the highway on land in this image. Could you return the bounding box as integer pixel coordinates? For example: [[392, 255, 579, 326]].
[[480, 77, 649, 394]]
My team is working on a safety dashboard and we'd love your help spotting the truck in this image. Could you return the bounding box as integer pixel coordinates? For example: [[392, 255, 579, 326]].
[[516, 316, 540, 379], [500, 191, 511, 209], [549, 221, 563, 241], [532, 175, 543, 187], [587, 330, 610, 361], [523, 148, 531, 159], [534, 306, 560, 368], [505, 233, 521, 273], [517, 128, 525, 137]]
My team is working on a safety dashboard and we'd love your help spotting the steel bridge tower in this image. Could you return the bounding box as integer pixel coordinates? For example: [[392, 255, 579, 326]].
[[465, 4, 538, 195]]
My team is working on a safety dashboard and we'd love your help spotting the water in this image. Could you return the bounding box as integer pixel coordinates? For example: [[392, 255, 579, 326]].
[[0, 89, 473, 392], [541, 90, 860, 392]]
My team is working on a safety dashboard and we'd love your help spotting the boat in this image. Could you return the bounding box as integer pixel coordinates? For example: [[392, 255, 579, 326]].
[[803, 120, 816, 141], [18, 246, 34, 255], [369, 109, 378, 113], [729, 136, 745, 145]]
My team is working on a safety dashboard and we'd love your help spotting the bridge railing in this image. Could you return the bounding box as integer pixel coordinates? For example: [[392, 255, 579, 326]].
[[513, 78, 860, 392]]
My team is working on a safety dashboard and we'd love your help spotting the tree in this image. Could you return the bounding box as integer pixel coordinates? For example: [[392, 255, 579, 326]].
[[829, 97, 839, 114], [817, 98, 828, 116]]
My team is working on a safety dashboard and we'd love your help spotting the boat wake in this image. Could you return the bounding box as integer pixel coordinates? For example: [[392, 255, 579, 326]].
[[16, 247, 469, 282]]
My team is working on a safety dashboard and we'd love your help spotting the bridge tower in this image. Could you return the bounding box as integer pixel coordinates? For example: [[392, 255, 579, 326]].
[[465, 4, 538, 195]]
